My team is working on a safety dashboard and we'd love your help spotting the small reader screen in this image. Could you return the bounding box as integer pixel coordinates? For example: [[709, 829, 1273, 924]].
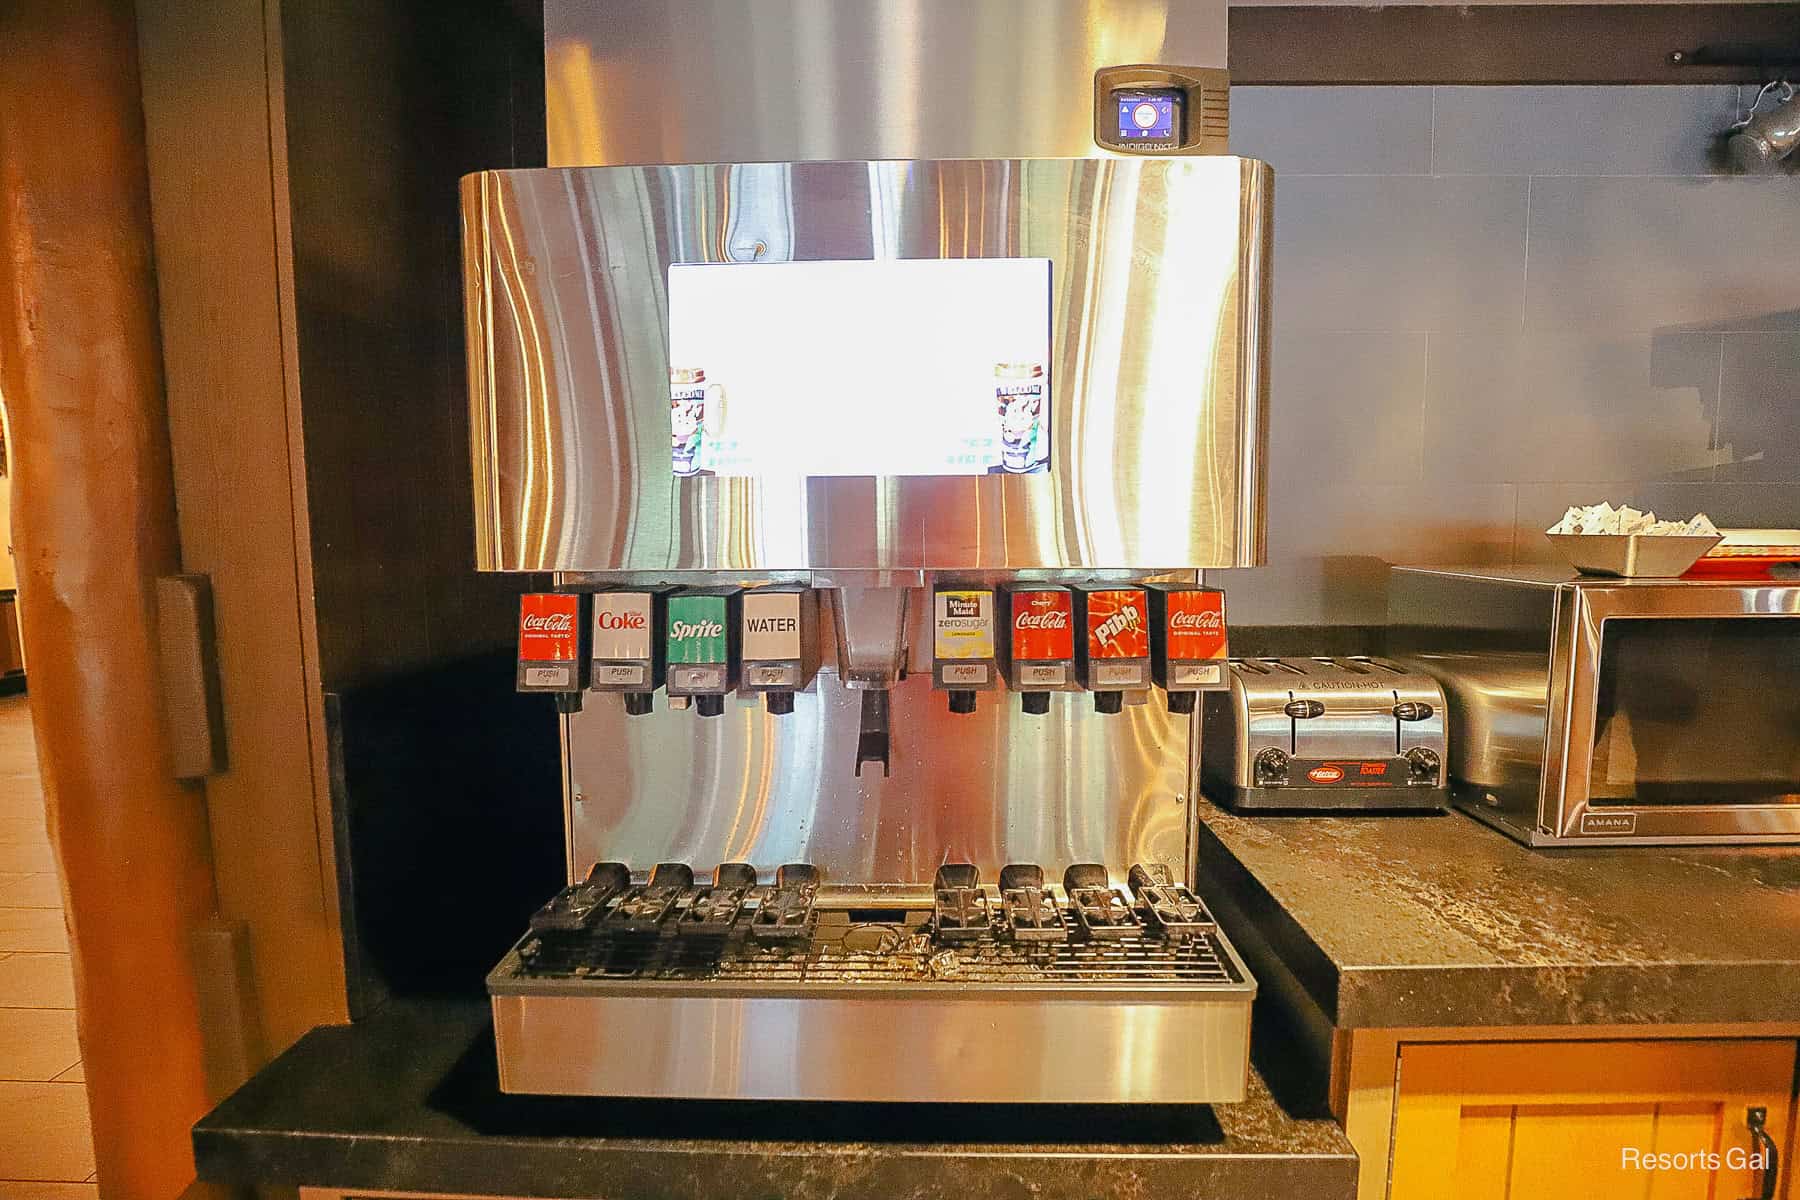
[[1113, 88, 1182, 149]]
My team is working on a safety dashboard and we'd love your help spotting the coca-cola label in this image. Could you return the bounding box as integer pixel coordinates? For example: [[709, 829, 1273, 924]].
[[667, 594, 729, 665], [1084, 589, 1149, 659], [519, 594, 579, 663], [741, 591, 803, 662], [1009, 589, 1074, 661], [592, 592, 653, 662], [934, 588, 995, 660], [1164, 589, 1228, 661]]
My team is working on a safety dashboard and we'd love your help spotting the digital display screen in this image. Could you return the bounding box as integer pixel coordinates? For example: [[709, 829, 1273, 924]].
[[1114, 89, 1181, 146], [667, 259, 1052, 477]]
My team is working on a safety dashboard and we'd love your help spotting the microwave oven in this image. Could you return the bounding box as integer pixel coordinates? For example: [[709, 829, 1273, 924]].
[[1389, 565, 1800, 846]]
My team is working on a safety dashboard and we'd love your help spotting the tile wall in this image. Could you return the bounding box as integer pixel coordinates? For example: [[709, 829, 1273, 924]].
[[1212, 85, 1800, 626]]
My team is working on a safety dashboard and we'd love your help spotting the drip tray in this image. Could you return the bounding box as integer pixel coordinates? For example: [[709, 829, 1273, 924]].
[[488, 902, 1255, 1104]]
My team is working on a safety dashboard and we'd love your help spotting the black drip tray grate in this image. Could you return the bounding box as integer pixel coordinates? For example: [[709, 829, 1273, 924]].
[[518, 907, 1239, 988]]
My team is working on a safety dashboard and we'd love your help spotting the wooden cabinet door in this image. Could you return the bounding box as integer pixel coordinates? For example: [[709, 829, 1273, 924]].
[[1389, 1040, 1794, 1200]]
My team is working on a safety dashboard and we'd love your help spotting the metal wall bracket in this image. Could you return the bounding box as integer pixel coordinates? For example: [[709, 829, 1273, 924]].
[[155, 574, 227, 779]]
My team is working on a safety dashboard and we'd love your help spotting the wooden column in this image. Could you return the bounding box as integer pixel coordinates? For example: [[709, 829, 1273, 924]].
[[0, 2, 219, 1196]]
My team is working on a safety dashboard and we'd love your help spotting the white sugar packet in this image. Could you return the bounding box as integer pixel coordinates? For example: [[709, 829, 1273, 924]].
[[1547, 503, 1717, 537]]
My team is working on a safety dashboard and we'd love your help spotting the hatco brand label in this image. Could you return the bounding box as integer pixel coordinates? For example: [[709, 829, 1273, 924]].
[[1010, 589, 1074, 660], [592, 593, 653, 661], [934, 589, 995, 659], [741, 591, 802, 661], [667, 595, 729, 664], [1085, 589, 1149, 659]]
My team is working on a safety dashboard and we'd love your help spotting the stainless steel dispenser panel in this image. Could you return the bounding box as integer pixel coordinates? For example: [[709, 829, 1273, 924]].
[[463, 157, 1271, 573], [544, 0, 1226, 167], [491, 981, 1252, 1103], [565, 674, 1192, 885]]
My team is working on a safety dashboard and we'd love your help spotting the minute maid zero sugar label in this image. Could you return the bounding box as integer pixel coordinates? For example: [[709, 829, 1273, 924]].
[[934, 589, 995, 659], [667, 594, 729, 664]]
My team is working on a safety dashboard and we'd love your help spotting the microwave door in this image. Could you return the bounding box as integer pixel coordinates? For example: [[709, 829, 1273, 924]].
[[1554, 587, 1800, 843]]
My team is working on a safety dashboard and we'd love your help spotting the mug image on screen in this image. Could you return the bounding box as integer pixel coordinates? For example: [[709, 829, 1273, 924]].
[[666, 258, 1052, 477]]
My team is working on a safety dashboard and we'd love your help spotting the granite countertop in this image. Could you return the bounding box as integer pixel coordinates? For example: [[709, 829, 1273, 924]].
[[1196, 802, 1800, 1032], [195, 998, 1356, 1200]]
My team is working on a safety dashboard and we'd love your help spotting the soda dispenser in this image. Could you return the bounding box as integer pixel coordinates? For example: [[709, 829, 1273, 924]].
[[930, 585, 999, 714], [996, 585, 1078, 715], [466, 7, 1273, 1108], [665, 589, 740, 717], [589, 589, 667, 715], [1149, 585, 1230, 713], [479, 149, 1270, 857], [739, 587, 818, 715], [516, 593, 585, 714], [1075, 585, 1152, 714]]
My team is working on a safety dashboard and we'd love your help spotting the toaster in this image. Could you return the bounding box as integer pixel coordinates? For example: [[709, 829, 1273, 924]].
[[1201, 657, 1449, 812]]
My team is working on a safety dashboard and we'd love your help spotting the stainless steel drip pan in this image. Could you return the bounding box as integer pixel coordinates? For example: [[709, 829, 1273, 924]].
[[488, 890, 1256, 1103]]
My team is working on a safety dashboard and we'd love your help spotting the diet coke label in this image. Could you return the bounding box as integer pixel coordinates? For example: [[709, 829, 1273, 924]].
[[1163, 589, 1228, 662], [1083, 588, 1149, 660], [592, 592, 653, 662], [1009, 589, 1074, 661]]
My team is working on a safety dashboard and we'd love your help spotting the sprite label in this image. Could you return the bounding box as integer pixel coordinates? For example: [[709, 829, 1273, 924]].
[[667, 594, 729, 664]]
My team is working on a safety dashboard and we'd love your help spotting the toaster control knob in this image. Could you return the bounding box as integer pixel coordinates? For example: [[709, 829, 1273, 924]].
[[1255, 748, 1290, 784], [1283, 699, 1326, 719], [1405, 747, 1441, 781], [1393, 701, 1435, 721]]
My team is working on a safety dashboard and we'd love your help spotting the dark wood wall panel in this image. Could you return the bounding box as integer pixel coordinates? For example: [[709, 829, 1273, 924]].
[[1231, 4, 1800, 85], [280, 0, 546, 691]]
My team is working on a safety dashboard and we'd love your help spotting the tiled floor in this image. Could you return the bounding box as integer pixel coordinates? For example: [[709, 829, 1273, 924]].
[[0, 696, 96, 1196]]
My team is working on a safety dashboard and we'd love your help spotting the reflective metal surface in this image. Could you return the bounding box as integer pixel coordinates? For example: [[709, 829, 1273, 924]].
[[463, 157, 1271, 573], [1400, 652, 1549, 792], [1199, 657, 1447, 811], [491, 918, 1252, 1102], [544, 0, 1226, 167], [830, 587, 909, 689], [1392, 566, 1800, 846], [567, 672, 1192, 886]]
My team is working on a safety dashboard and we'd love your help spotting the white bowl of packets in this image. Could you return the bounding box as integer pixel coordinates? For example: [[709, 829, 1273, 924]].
[[1544, 503, 1723, 578]]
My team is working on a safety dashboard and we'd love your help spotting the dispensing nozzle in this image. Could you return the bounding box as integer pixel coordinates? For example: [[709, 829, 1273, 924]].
[[854, 689, 891, 777]]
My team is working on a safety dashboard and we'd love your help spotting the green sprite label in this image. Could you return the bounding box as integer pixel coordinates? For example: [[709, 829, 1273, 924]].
[[667, 594, 729, 664]]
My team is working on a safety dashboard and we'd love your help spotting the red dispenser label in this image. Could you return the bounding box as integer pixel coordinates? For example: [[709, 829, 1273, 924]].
[[519, 594, 580, 663], [1084, 588, 1149, 659], [1163, 589, 1227, 661], [1010, 589, 1074, 660]]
